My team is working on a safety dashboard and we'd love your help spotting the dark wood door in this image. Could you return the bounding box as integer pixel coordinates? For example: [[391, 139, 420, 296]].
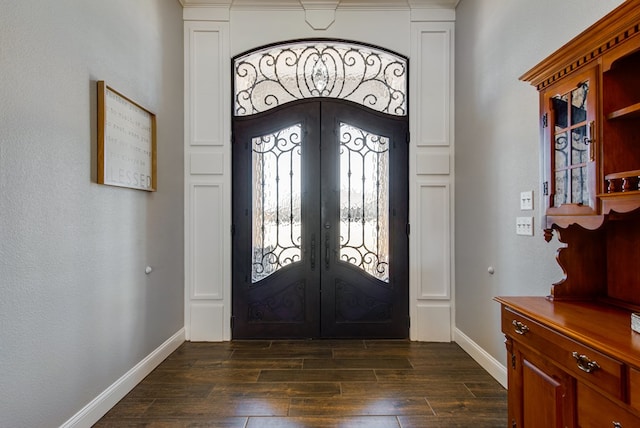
[[232, 99, 408, 339]]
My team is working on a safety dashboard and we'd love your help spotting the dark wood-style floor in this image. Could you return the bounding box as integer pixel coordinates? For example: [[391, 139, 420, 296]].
[[95, 340, 507, 427]]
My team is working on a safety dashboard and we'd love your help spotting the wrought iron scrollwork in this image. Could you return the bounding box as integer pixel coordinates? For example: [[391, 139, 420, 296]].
[[248, 282, 305, 321], [339, 122, 390, 283], [251, 125, 302, 283], [335, 281, 392, 322], [551, 80, 590, 207], [234, 40, 407, 117]]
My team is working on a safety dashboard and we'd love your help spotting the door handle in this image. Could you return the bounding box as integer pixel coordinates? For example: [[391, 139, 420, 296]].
[[325, 232, 330, 270], [587, 120, 596, 162], [310, 234, 316, 270]]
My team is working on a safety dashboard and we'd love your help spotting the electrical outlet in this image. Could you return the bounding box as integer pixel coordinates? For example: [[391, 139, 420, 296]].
[[520, 191, 533, 210], [516, 217, 534, 236]]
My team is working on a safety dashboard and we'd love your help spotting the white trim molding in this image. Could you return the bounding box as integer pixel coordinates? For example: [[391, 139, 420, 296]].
[[184, 20, 231, 341], [409, 19, 455, 342], [184, 2, 455, 343], [180, 0, 459, 8], [455, 328, 508, 388], [60, 329, 185, 428]]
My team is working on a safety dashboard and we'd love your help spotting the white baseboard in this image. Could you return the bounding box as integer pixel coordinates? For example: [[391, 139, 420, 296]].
[[454, 327, 507, 388], [60, 328, 185, 428]]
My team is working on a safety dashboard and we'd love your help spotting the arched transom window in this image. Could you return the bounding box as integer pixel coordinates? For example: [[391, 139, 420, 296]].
[[233, 39, 408, 117]]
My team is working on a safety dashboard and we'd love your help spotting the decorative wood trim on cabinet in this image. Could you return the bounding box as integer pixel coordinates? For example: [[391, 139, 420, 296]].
[[549, 222, 606, 300], [522, 0, 640, 232], [520, 1, 640, 91]]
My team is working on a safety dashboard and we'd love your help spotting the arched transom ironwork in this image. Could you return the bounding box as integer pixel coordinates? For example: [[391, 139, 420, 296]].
[[233, 40, 408, 117]]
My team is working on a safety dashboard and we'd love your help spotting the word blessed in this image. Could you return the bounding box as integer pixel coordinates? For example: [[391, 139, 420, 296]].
[[106, 167, 152, 189]]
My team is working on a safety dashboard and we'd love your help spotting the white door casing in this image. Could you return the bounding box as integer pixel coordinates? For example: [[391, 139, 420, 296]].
[[183, 2, 455, 341]]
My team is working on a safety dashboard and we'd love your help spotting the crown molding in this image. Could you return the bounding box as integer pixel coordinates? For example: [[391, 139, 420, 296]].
[[407, 0, 458, 8], [178, 0, 459, 9], [179, 0, 232, 6], [179, 0, 457, 22]]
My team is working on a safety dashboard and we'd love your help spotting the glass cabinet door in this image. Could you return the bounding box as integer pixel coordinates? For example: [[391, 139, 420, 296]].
[[544, 67, 598, 216]]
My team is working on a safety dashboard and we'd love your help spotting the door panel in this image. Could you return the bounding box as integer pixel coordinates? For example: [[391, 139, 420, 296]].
[[232, 99, 407, 339], [233, 102, 321, 338], [319, 100, 408, 338]]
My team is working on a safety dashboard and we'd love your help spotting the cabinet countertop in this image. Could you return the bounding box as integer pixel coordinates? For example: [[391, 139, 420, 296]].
[[495, 296, 640, 368]]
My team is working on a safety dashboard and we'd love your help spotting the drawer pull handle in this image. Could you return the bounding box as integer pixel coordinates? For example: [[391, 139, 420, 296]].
[[572, 351, 600, 373], [613, 422, 622, 428], [512, 320, 529, 335]]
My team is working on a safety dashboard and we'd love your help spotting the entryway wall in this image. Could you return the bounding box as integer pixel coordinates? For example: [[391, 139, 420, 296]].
[[182, 0, 455, 342]]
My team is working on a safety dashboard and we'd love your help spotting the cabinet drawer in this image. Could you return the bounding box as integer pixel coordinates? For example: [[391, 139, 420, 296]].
[[502, 306, 624, 399], [578, 382, 640, 428], [630, 367, 640, 412]]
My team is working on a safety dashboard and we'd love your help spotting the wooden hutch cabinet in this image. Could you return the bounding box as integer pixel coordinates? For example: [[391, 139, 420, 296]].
[[496, 1, 640, 427]]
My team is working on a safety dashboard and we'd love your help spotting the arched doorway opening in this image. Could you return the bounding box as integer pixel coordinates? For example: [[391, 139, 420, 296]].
[[231, 40, 409, 339]]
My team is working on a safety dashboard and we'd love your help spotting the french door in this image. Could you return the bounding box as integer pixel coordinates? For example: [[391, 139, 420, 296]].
[[232, 99, 408, 339]]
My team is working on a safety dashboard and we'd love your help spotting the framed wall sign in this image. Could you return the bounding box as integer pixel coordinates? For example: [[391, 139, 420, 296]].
[[97, 81, 157, 191]]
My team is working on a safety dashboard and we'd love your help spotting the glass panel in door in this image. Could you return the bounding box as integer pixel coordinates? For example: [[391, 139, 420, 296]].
[[551, 78, 592, 208], [251, 124, 302, 282], [338, 122, 389, 282]]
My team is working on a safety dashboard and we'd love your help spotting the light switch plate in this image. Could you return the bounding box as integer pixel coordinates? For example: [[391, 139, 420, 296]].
[[516, 217, 534, 236], [520, 191, 533, 210]]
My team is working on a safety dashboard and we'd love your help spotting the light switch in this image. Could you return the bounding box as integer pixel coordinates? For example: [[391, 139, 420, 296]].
[[516, 217, 534, 236], [520, 191, 533, 210]]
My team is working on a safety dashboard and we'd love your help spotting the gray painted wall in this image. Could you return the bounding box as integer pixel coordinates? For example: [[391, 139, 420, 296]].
[[0, 1, 184, 426], [0, 0, 631, 425], [455, 0, 625, 367]]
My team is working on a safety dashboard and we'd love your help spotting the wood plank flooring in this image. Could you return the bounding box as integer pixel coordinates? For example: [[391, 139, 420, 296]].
[[94, 340, 507, 427]]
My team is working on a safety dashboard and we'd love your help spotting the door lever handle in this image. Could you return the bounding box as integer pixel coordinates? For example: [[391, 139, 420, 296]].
[[310, 234, 316, 270], [325, 233, 330, 270]]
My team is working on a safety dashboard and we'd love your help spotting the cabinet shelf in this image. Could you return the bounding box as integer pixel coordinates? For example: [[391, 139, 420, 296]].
[[603, 170, 640, 198], [606, 102, 640, 120], [598, 190, 640, 215], [545, 214, 604, 231], [604, 169, 640, 180]]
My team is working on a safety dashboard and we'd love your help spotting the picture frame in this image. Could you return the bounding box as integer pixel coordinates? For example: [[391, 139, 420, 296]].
[[97, 81, 157, 191]]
